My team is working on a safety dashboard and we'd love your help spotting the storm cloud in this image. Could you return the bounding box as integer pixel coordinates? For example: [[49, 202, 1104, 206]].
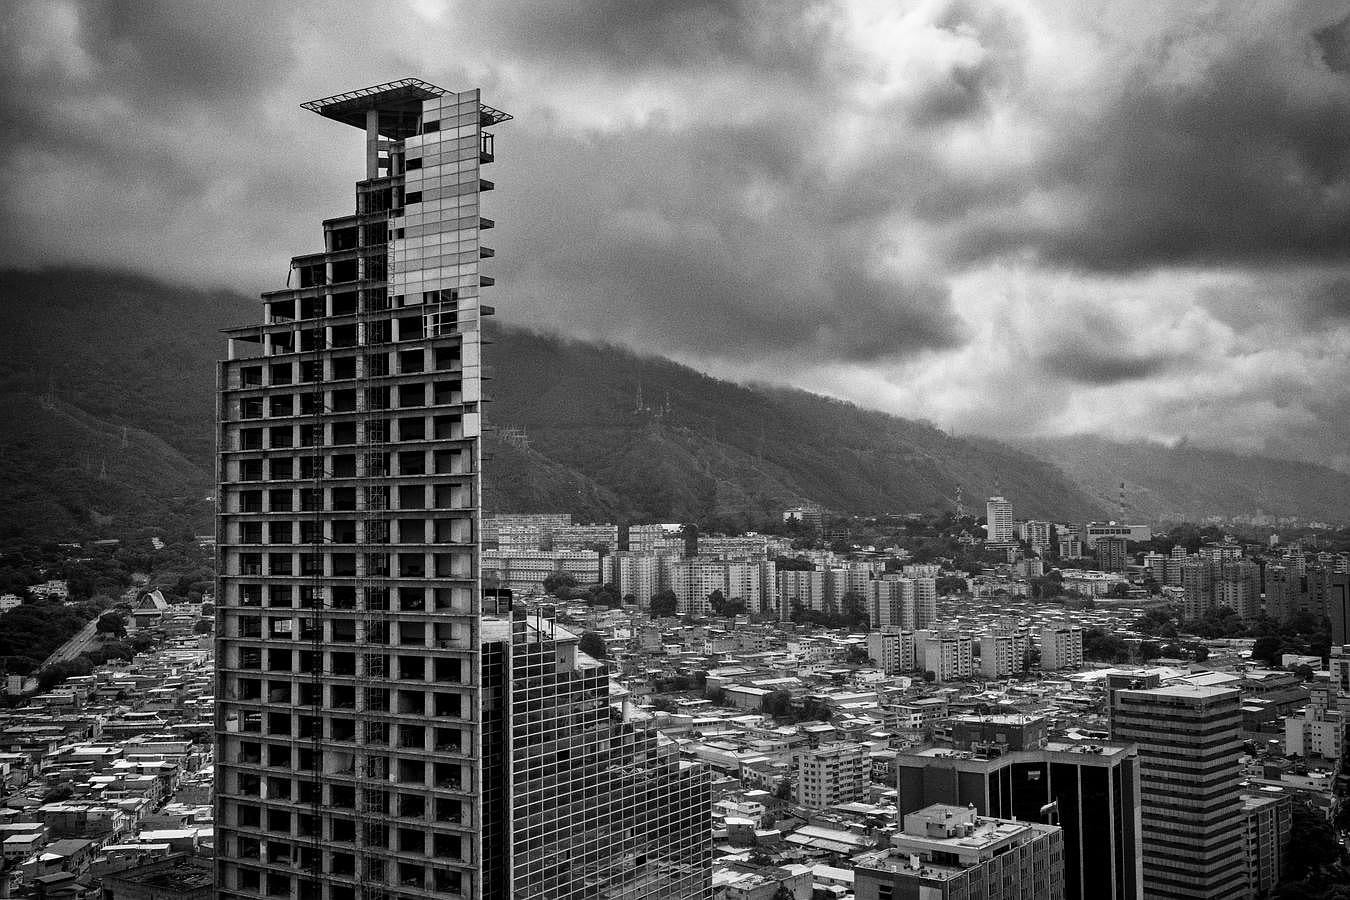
[[2, 0, 1349, 470]]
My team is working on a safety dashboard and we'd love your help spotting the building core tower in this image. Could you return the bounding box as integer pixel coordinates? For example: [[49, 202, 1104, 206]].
[[215, 80, 508, 900]]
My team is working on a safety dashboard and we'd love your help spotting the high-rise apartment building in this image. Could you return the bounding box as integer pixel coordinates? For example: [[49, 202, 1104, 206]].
[[606, 551, 660, 608], [1040, 623, 1084, 671], [986, 497, 1014, 543], [777, 569, 825, 619], [979, 631, 1028, 679], [915, 631, 974, 683], [1112, 684, 1247, 899], [1242, 794, 1291, 897], [797, 742, 869, 809], [1095, 537, 1128, 572], [1180, 557, 1215, 620], [1019, 520, 1053, 551], [866, 627, 916, 675]]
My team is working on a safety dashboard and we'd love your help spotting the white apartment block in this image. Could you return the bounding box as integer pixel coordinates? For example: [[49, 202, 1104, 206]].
[[986, 497, 1015, 543], [916, 631, 974, 683], [698, 535, 770, 557], [1018, 520, 1053, 550], [666, 557, 763, 616], [797, 742, 869, 809], [482, 550, 600, 596], [979, 631, 1027, 679], [778, 569, 826, 617], [1039, 624, 1084, 671], [550, 522, 620, 551], [1080, 522, 1152, 547], [867, 628, 916, 675], [870, 579, 917, 630], [605, 551, 659, 607], [627, 522, 680, 552], [482, 512, 571, 545]]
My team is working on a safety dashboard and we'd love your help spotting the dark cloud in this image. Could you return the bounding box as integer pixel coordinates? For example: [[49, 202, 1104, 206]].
[[951, 25, 1350, 271], [1040, 348, 1183, 386], [910, 1, 1028, 125], [1303, 276, 1350, 323], [1314, 11, 1350, 73], [75, 1, 300, 106], [472, 0, 833, 76], [495, 119, 966, 363]]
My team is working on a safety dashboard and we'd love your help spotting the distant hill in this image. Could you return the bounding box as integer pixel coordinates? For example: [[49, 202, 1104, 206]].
[[1018, 435, 1350, 524], [6, 267, 1346, 543], [481, 328, 1107, 524], [0, 268, 251, 541]]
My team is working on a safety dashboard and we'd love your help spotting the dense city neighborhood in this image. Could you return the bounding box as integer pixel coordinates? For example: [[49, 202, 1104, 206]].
[[2, 501, 1347, 898]]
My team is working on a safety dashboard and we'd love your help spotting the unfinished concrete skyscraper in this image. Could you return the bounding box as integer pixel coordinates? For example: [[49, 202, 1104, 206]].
[[214, 79, 710, 900]]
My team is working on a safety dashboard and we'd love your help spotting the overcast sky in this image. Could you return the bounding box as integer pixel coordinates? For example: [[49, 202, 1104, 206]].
[[4, 0, 1350, 470]]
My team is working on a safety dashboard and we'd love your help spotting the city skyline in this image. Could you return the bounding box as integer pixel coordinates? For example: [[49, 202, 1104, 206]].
[[3, 2, 1350, 472]]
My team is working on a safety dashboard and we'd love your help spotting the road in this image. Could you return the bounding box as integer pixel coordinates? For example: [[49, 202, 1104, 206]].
[[41, 619, 102, 669]]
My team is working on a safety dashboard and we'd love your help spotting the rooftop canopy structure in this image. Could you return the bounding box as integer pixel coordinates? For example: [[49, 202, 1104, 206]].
[[301, 77, 511, 139]]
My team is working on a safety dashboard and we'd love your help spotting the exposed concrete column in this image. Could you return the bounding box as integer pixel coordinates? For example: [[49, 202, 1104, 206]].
[[366, 108, 380, 179]]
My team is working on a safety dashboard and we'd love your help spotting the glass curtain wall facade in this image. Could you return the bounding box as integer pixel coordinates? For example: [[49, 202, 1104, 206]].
[[483, 606, 712, 899], [215, 79, 506, 900]]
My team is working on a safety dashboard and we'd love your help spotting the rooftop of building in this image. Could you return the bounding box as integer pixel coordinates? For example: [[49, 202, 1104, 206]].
[[300, 77, 510, 138], [1118, 682, 1240, 700]]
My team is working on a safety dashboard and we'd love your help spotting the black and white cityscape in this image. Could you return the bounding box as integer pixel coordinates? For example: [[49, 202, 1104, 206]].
[[2, 4, 1350, 900]]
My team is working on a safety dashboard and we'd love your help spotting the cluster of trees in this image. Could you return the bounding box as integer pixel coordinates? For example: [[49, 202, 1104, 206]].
[[1080, 627, 1208, 664], [1136, 604, 1330, 666], [707, 590, 747, 618], [1269, 798, 1350, 899], [576, 632, 607, 660], [0, 598, 110, 675], [541, 573, 624, 608], [759, 689, 831, 723], [788, 592, 869, 631]]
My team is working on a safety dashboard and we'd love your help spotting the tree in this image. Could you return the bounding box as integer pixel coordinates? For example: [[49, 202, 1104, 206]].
[[1283, 799, 1345, 882], [704, 686, 726, 705], [1252, 635, 1284, 667], [936, 575, 967, 595], [1082, 627, 1130, 663], [543, 572, 578, 596], [761, 690, 792, 719], [577, 632, 607, 660], [95, 611, 127, 638], [193, 619, 213, 634], [839, 591, 868, 630], [707, 589, 727, 615], [1137, 641, 1162, 661], [649, 590, 677, 619]]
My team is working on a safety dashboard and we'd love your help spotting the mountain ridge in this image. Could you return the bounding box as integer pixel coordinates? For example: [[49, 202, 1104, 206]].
[[2, 267, 1347, 541]]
